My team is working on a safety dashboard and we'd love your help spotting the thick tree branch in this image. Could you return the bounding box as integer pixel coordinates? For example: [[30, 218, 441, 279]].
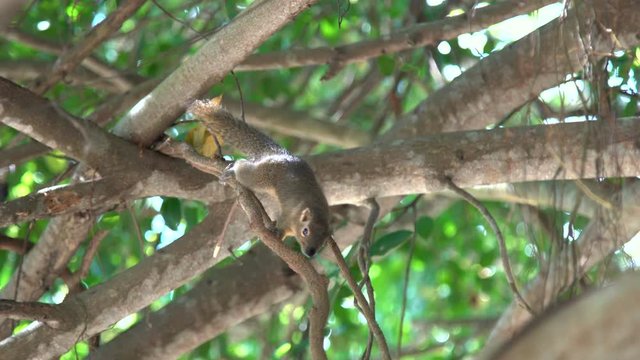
[[0, 77, 161, 169], [3, 118, 639, 225], [0, 77, 150, 172], [235, 0, 557, 72], [224, 99, 371, 148], [87, 244, 302, 360], [313, 118, 640, 205], [384, 0, 640, 139], [484, 271, 640, 360], [112, 0, 320, 146]]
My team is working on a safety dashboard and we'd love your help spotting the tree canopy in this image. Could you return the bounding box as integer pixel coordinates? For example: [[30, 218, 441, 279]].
[[0, 0, 639, 359]]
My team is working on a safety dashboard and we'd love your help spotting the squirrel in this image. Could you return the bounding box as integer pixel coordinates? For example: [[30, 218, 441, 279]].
[[188, 99, 332, 257]]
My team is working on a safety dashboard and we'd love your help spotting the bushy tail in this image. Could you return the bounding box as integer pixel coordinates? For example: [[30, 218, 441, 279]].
[[188, 99, 286, 158]]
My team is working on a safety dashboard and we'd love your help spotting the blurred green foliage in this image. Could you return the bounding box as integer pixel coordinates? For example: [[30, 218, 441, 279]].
[[0, 0, 638, 359]]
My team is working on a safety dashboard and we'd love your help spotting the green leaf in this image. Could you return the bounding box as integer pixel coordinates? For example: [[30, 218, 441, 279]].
[[370, 230, 412, 256], [225, 0, 240, 19], [161, 197, 182, 230], [377, 55, 396, 76], [416, 216, 434, 239]]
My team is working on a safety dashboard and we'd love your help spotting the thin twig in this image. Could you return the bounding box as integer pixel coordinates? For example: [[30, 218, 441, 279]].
[[357, 198, 379, 359], [230, 71, 246, 121], [397, 203, 418, 356], [63, 230, 109, 294], [151, 0, 202, 35], [0, 299, 66, 329], [329, 239, 391, 360], [212, 200, 238, 258], [12, 222, 34, 327], [444, 176, 533, 314], [127, 204, 146, 258]]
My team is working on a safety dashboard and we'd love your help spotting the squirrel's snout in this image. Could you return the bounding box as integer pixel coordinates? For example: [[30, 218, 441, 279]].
[[303, 246, 317, 258]]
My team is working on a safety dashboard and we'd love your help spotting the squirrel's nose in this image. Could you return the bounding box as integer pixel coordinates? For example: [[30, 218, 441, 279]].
[[303, 246, 317, 258]]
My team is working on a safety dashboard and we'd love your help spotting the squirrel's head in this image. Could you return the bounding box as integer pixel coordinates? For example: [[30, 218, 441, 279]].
[[296, 207, 331, 258]]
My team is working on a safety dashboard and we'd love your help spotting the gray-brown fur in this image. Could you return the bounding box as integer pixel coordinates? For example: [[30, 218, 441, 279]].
[[189, 99, 331, 257]]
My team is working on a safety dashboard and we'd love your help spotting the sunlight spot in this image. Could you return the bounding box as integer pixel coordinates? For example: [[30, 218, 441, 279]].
[[369, 263, 382, 279], [237, 240, 252, 252], [323, 337, 331, 350], [230, 343, 252, 358], [146, 196, 163, 211], [489, 3, 563, 44], [426, 0, 445, 6], [340, 296, 356, 309], [432, 326, 450, 343], [274, 342, 292, 358], [442, 64, 462, 81], [157, 222, 186, 248], [130, 94, 152, 116], [92, 12, 107, 27], [437, 283, 451, 298], [357, 312, 367, 324], [151, 214, 165, 233], [539, 80, 589, 111], [623, 232, 640, 264], [524, 243, 537, 257], [437, 41, 451, 55], [36, 21, 50, 31], [478, 266, 495, 279], [562, 222, 581, 240], [458, 32, 488, 56], [52, 283, 69, 304], [114, 313, 138, 330], [105, 48, 118, 62]]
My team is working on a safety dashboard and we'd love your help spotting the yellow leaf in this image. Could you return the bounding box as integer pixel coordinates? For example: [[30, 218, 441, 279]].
[[185, 124, 221, 157], [201, 134, 218, 157]]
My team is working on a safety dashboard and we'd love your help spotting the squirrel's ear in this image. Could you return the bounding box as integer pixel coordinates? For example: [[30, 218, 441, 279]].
[[300, 208, 311, 223]]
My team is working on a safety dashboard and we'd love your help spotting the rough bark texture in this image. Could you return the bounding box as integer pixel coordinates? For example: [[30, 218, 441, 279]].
[[384, 0, 640, 139], [88, 244, 302, 360], [485, 271, 640, 360]]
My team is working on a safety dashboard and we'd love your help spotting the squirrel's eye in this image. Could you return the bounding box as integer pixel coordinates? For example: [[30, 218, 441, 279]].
[[301, 227, 309, 237]]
